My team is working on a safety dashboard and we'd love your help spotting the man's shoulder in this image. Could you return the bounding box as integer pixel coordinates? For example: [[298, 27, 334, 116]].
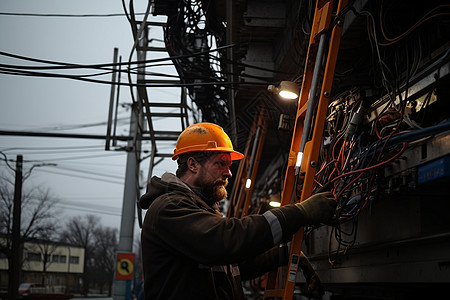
[[149, 188, 196, 209], [149, 188, 216, 217]]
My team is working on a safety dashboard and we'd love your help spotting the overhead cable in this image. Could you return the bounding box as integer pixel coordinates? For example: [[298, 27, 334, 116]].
[[0, 12, 147, 18], [0, 44, 235, 69]]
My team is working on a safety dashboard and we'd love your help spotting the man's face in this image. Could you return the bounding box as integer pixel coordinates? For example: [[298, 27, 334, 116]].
[[196, 152, 232, 203]]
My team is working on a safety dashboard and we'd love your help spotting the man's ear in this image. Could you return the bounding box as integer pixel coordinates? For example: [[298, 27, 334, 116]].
[[187, 157, 199, 173]]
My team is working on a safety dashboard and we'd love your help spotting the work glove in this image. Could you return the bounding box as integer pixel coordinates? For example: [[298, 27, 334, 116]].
[[298, 251, 324, 298], [295, 192, 336, 225]]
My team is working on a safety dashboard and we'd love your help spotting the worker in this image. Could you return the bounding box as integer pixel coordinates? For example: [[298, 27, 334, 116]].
[[139, 122, 336, 300]]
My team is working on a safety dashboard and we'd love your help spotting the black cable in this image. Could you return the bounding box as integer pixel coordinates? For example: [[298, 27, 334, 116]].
[[0, 66, 242, 87], [0, 12, 147, 18], [1, 145, 103, 151], [0, 44, 235, 70], [0, 151, 16, 171], [0, 61, 181, 80], [35, 168, 123, 185]]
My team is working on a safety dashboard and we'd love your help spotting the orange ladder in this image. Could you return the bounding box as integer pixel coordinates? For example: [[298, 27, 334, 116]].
[[227, 106, 268, 218], [263, 0, 348, 298]]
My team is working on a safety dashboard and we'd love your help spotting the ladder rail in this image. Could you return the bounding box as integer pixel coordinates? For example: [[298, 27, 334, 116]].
[[227, 106, 268, 218], [263, 0, 348, 298], [242, 108, 268, 218]]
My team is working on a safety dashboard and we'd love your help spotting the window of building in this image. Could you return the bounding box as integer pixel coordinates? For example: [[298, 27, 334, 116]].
[[59, 255, 67, 263], [52, 254, 66, 263], [69, 256, 79, 264], [27, 252, 41, 262]]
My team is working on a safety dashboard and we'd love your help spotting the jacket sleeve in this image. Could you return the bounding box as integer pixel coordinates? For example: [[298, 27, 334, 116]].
[[147, 193, 303, 266], [238, 244, 289, 280]]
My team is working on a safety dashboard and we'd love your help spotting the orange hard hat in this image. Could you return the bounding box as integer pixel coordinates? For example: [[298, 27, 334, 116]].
[[172, 122, 244, 161]]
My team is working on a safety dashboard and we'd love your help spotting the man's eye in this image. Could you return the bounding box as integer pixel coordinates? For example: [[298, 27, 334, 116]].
[[218, 161, 227, 167]]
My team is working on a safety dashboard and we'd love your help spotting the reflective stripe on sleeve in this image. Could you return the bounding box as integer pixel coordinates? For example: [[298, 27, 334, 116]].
[[263, 210, 283, 244]]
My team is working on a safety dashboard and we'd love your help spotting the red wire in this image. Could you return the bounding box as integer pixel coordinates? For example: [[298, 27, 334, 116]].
[[332, 142, 408, 218], [339, 142, 346, 170], [330, 135, 345, 180], [335, 172, 364, 207], [331, 142, 407, 184]]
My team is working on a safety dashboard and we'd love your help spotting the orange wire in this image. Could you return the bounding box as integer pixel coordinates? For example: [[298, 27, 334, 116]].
[[376, 3, 450, 47]]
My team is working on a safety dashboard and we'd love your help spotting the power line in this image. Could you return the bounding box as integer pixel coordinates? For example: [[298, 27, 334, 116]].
[[63, 195, 123, 200], [1, 148, 129, 168], [58, 199, 122, 214], [0, 129, 180, 142], [0, 151, 126, 164], [0, 45, 234, 69], [55, 165, 124, 180], [36, 168, 123, 185], [0, 45, 278, 79], [57, 202, 143, 222], [0, 67, 240, 88], [57, 161, 128, 168], [31, 152, 125, 162], [1, 145, 104, 151], [33, 119, 124, 131], [0, 12, 147, 18], [4, 148, 111, 156], [56, 203, 122, 217]]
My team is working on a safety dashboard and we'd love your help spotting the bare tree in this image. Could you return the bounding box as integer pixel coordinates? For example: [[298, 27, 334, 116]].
[[26, 226, 59, 285], [0, 172, 59, 290], [60, 214, 99, 296], [92, 226, 118, 296]]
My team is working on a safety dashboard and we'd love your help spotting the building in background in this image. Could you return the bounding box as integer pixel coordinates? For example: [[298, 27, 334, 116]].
[[0, 238, 84, 294]]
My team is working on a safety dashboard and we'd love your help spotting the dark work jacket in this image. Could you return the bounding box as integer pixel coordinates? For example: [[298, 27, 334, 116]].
[[139, 172, 305, 300]]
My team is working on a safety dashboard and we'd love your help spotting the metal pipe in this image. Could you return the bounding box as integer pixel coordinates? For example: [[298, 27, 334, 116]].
[[226, 0, 238, 146], [246, 124, 262, 184], [299, 33, 327, 155]]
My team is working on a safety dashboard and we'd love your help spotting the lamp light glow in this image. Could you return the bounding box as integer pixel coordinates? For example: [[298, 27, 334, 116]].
[[268, 194, 281, 207], [269, 201, 281, 207], [296, 151, 303, 168], [279, 90, 298, 99], [267, 81, 299, 100], [245, 178, 252, 189]]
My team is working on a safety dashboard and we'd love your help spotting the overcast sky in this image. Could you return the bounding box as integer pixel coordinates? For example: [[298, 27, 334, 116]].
[[0, 1, 179, 235]]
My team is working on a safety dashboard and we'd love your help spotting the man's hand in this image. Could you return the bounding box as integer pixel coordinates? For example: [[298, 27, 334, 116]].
[[295, 192, 337, 225]]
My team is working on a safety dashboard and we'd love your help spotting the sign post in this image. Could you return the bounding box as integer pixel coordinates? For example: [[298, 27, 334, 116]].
[[115, 252, 135, 299]]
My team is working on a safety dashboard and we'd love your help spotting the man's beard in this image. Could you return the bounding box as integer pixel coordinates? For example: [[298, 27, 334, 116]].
[[201, 178, 228, 203]]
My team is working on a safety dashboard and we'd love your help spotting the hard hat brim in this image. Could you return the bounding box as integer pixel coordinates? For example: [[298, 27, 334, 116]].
[[172, 149, 244, 161]]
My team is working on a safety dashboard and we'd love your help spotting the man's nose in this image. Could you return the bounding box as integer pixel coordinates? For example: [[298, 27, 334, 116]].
[[223, 167, 232, 178]]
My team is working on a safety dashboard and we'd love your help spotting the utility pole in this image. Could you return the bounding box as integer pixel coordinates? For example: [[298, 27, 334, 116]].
[[113, 104, 141, 300], [226, 0, 238, 146], [9, 155, 23, 300]]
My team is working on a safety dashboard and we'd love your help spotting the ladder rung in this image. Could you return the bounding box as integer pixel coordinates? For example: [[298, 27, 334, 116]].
[[142, 135, 179, 141], [142, 131, 181, 141], [263, 289, 284, 298], [138, 46, 167, 52], [148, 112, 186, 118], [155, 153, 174, 158], [136, 20, 166, 27], [152, 130, 181, 136], [148, 102, 187, 108]]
